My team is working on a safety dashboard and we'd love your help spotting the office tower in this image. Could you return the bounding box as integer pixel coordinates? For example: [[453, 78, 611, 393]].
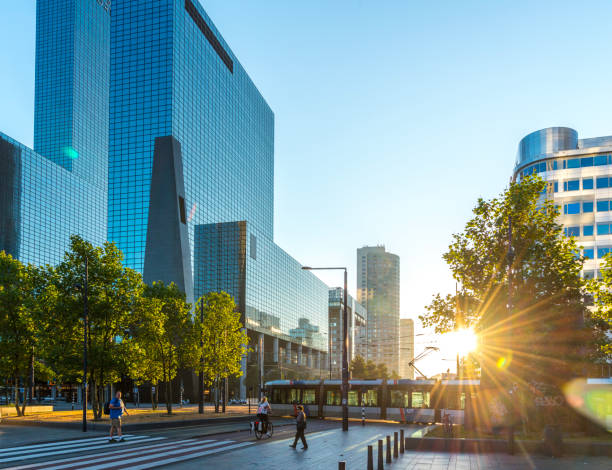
[[515, 127, 612, 279], [357, 245, 400, 374], [328, 288, 367, 379], [0, 0, 109, 265], [109, 0, 328, 395], [399, 318, 415, 379]]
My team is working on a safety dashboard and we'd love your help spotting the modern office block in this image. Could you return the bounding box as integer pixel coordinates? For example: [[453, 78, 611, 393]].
[[328, 288, 367, 379], [0, 0, 109, 266], [399, 318, 415, 379], [109, 0, 328, 394], [515, 127, 612, 279], [357, 245, 401, 374]]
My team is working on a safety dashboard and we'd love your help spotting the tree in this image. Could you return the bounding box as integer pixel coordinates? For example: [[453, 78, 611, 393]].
[[136, 282, 197, 414], [420, 177, 588, 388], [48, 236, 145, 419], [197, 292, 249, 412], [0, 252, 38, 416], [585, 256, 612, 359], [350, 355, 390, 380]]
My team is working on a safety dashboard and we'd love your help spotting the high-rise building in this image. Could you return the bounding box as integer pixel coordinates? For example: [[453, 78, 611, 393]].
[[328, 288, 367, 379], [0, 0, 109, 265], [108, 0, 328, 395], [515, 127, 612, 279], [357, 245, 400, 374], [399, 318, 415, 379], [0, 0, 329, 398]]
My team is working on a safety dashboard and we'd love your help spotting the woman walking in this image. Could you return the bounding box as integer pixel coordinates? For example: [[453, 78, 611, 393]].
[[289, 405, 308, 450]]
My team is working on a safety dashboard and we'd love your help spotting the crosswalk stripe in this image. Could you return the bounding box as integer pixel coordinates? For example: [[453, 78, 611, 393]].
[[83, 440, 238, 470], [0, 436, 137, 455], [115, 441, 254, 470], [6, 439, 200, 470], [0, 437, 166, 463]]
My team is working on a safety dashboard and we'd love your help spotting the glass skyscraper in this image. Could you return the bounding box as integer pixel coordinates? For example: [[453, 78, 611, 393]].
[[515, 127, 612, 280], [0, 0, 109, 265], [0, 0, 329, 396], [357, 245, 401, 374]]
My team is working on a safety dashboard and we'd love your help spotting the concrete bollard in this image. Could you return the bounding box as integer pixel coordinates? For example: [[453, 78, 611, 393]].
[[386, 435, 391, 464], [393, 432, 398, 458], [400, 429, 405, 453], [367, 445, 374, 470], [338, 461, 346, 470], [378, 439, 384, 470]]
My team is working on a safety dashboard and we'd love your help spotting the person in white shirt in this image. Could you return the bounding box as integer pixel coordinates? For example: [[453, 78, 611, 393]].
[[257, 396, 272, 435]]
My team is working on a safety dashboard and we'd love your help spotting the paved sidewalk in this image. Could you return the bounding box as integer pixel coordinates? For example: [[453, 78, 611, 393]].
[[162, 423, 612, 469]]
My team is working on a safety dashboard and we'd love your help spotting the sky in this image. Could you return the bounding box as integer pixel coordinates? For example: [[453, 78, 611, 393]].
[[2, 0, 612, 375]]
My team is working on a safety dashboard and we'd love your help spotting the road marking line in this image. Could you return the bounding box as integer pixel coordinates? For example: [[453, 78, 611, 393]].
[[84, 440, 239, 470], [118, 442, 255, 470], [0, 436, 138, 455], [5, 439, 200, 470], [0, 437, 166, 463]]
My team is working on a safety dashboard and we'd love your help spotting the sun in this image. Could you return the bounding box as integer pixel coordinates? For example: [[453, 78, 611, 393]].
[[441, 328, 478, 357]]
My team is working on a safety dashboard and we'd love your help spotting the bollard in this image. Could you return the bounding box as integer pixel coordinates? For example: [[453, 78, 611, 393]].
[[367, 445, 374, 470], [377, 439, 384, 470], [362, 406, 365, 426], [338, 462, 346, 470], [400, 429, 405, 453], [386, 435, 391, 464], [393, 432, 398, 458], [405, 437, 410, 451]]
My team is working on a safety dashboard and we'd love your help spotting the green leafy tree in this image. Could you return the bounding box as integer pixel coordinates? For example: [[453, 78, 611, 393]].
[[196, 292, 249, 412], [585, 256, 612, 359], [350, 355, 390, 379], [135, 282, 197, 414], [48, 236, 145, 419], [0, 252, 38, 416], [420, 177, 588, 388]]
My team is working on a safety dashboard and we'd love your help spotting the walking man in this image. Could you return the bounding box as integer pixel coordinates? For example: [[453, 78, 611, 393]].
[[109, 391, 129, 442], [289, 405, 308, 450]]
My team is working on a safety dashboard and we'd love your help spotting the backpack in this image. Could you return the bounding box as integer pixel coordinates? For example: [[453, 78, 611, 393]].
[[103, 401, 110, 415]]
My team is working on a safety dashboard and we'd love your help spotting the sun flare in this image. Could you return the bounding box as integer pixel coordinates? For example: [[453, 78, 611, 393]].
[[441, 328, 478, 357]]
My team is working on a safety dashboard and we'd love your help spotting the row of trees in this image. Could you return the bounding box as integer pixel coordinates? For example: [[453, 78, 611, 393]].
[[420, 176, 610, 386], [0, 236, 249, 416], [349, 355, 397, 380]]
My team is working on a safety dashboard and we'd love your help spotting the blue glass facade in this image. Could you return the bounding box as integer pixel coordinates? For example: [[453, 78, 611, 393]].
[[0, 0, 109, 266]]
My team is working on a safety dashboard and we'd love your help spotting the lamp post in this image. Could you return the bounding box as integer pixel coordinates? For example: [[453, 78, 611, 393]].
[[302, 266, 349, 432], [75, 257, 89, 432]]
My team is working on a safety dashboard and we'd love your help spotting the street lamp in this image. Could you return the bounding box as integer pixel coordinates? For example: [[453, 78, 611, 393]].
[[75, 256, 89, 432], [302, 265, 349, 432]]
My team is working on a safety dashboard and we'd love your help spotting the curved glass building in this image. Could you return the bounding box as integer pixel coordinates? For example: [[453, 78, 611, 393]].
[[515, 127, 612, 279]]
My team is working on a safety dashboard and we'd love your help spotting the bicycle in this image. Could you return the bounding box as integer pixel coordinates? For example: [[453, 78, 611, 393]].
[[252, 417, 274, 440]]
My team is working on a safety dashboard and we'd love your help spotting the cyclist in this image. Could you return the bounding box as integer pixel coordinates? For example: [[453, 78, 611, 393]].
[[257, 396, 272, 436]]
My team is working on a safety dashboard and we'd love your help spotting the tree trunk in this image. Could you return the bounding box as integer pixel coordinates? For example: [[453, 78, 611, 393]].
[[14, 376, 22, 417], [165, 380, 173, 414], [152, 384, 158, 410]]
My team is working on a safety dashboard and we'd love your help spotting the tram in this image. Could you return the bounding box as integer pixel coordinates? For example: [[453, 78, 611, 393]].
[[264, 378, 480, 424]]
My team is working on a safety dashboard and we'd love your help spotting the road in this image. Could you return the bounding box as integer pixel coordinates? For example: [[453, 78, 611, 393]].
[[1, 420, 609, 469]]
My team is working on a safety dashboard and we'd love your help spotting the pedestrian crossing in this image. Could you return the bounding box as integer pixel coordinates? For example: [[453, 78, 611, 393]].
[[1, 435, 253, 469]]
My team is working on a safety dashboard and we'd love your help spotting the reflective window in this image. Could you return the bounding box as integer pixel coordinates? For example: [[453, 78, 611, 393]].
[[347, 391, 358, 406], [565, 158, 580, 169], [598, 247, 611, 259], [326, 391, 341, 406], [583, 202, 594, 213], [564, 180, 580, 191], [583, 225, 594, 236], [597, 200, 610, 212], [594, 155, 609, 166], [302, 389, 316, 404], [565, 226, 580, 237], [597, 177, 610, 189], [597, 224, 611, 236], [554, 182, 559, 192], [581, 157, 594, 167], [583, 248, 594, 259], [564, 203, 580, 215], [411, 391, 431, 409], [583, 178, 594, 190]]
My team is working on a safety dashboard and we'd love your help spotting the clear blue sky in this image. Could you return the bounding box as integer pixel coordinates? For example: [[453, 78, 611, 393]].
[[2, 0, 612, 374]]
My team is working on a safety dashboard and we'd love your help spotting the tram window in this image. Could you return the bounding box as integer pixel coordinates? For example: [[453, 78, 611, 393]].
[[289, 389, 298, 404], [390, 391, 408, 408], [411, 391, 431, 409], [460, 392, 466, 410], [363, 389, 377, 406], [272, 389, 283, 404], [348, 391, 358, 406], [326, 391, 341, 406], [303, 389, 316, 404]]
